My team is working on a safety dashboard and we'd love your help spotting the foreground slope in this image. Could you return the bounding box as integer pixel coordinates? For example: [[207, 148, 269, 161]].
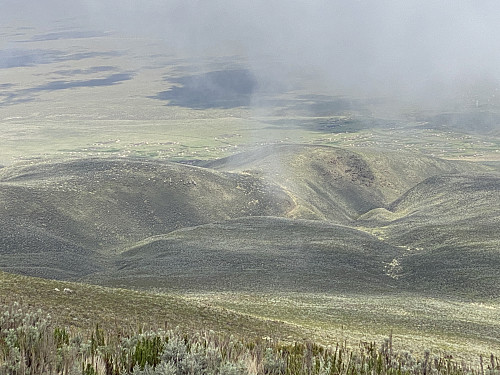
[[0, 270, 299, 339], [3, 270, 499, 373]]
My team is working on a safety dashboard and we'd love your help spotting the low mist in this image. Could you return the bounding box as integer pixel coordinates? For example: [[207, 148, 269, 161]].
[[3, 0, 500, 111]]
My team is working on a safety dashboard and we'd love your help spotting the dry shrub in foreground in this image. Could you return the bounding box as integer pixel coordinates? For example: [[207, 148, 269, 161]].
[[0, 302, 498, 375]]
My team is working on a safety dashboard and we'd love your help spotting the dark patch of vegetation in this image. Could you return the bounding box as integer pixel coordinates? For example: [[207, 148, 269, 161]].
[[153, 70, 257, 109], [419, 111, 500, 135]]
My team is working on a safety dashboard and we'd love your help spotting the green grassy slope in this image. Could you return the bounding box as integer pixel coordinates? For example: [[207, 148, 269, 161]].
[[200, 144, 487, 222], [0, 157, 293, 278], [0, 270, 300, 339], [89, 216, 401, 293], [358, 173, 500, 299], [189, 291, 500, 360], [3, 271, 498, 371]]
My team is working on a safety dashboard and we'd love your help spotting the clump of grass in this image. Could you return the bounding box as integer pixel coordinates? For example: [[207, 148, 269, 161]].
[[1, 302, 499, 375]]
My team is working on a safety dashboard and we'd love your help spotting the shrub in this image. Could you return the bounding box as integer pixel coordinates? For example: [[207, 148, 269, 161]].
[[0, 302, 498, 375]]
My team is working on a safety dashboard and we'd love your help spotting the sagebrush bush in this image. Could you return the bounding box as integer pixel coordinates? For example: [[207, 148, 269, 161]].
[[0, 302, 498, 375]]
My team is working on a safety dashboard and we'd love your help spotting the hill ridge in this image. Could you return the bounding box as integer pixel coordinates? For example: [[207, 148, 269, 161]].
[[0, 146, 498, 299]]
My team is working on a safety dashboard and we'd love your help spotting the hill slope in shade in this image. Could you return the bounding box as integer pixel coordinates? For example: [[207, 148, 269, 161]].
[[0, 157, 293, 278], [88, 216, 401, 293], [358, 173, 500, 298]]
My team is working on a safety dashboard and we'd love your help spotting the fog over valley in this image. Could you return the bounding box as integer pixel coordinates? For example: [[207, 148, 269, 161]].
[[2, 1, 500, 109]]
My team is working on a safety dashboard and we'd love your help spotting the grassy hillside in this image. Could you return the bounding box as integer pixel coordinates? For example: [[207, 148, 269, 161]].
[[358, 173, 500, 299], [2, 270, 499, 365], [0, 146, 498, 300], [1, 145, 499, 362], [2, 294, 497, 375], [0, 270, 298, 339], [0, 157, 293, 279], [89, 216, 401, 293], [189, 291, 500, 361], [200, 144, 488, 221]]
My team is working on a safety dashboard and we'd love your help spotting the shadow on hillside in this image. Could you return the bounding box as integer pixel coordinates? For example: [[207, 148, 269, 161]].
[[0, 49, 121, 69], [419, 111, 500, 135], [26, 30, 110, 42], [152, 69, 257, 109], [0, 71, 133, 106]]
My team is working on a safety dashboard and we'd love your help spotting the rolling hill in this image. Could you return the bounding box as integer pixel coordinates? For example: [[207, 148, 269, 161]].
[[358, 173, 500, 298], [0, 145, 498, 300], [199, 144, 487, 221], [0, 157, 293, 279], [88, 216, 401, 293]]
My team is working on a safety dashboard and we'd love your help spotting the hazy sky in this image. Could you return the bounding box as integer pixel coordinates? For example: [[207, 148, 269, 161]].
[[2, 0, 500, 105]]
